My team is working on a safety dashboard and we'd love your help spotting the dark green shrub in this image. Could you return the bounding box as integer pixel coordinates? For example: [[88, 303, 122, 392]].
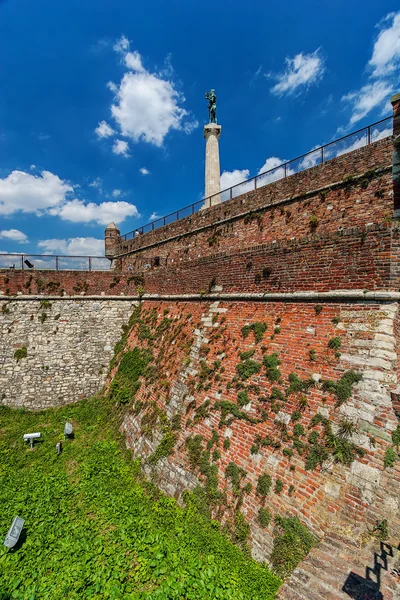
[[392, 425, 400, 448], [263, 353, 281, 381], [237, 359, 262, 381], [270, 516, 317, 578], [237, 389, 250, 407], [234, 512, 250, 542], [256, 473, 272, 497], [148, 431, 177, 465], [14, 346, 27, 362], [186, 435, 203, 469], [321, 370, 362, 406], [384, 447, 397, 468], [328, 337, 341, 350], [293, 424, 305, 438], [309, 349, 317, 362], [270, 388, 285, 402], [225, 462, 247, 496], [274, 479, 284, 494], [258, 507, 271, 528]]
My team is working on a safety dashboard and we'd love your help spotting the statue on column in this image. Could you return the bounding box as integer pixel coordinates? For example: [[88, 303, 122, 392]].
[[205, 89, 217, 124]]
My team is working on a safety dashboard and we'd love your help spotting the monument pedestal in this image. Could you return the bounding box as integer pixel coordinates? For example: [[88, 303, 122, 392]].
[[203, 123, 222, 209]]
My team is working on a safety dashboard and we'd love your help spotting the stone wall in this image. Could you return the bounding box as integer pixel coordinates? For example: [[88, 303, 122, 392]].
[[0, 298, 136, 409], [117, 299, 400, 561]]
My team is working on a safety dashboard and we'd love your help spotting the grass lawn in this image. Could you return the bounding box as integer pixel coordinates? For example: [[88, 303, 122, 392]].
[[0, 397, 281, 599]]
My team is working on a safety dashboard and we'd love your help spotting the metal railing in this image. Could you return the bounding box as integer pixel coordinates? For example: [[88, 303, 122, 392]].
[[0, 254, 111, 271], [122, 115, 393, 240]]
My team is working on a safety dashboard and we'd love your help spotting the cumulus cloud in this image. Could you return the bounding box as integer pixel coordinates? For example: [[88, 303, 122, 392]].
[[112, 189, 122, 197], [150, 212, 159, 220], [0, 170, 73, 215], [38, 237, 105, 256], [0, 229, 28, 243], [139, 167, 150, 175], [341, 80, 393, 127], [257, 157, 295, 184], [369, 12, 400, 77], [104, 35, 197, 147], [0, 168, 138, 226], [95, 120, 115, 138], [53, 199, 139, 226], [220, 169, 250, 190], [112, 139, 130, 157], [270, 49, 325, 96], [340, 11, 399, 129]]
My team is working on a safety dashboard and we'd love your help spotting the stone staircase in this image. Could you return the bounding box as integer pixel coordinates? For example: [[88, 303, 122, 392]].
[[277, 532, 400, 600]]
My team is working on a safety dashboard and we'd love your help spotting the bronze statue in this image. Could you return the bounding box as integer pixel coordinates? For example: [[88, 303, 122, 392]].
[[205, 89, 217, 123]]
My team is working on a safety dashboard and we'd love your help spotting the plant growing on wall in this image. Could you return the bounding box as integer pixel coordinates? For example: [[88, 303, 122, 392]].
[[270, 516, 317, 578], [263, 353, 281, 381], [14, 346, 27, 362]]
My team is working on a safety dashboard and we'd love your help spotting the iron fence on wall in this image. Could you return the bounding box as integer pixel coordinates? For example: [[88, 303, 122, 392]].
[[0, 254, 111, 271], [122, 115, 393, 241]]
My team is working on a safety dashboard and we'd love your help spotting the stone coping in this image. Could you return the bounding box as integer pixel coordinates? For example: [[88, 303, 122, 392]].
[[1, 290, 400, 302]]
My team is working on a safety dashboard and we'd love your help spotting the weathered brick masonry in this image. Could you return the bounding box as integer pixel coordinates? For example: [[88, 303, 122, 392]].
[[120, 299, 400, 562], [1, 124, 400, 593]]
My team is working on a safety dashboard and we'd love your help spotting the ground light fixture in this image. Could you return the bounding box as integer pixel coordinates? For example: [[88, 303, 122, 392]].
[[3, 516, 24, 549], [23, 432, 41, 449], [64, 422, 73, 439]]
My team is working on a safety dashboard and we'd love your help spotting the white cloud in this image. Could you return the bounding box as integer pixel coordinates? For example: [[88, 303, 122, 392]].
[[341, 80, 393, 127], [112, 189, 122, 197], [150, 212, 159, 220], [30, 164, 36, 170], [0, 170, 73, 215], [106, 35, 197, 147], [95, 120, 115, 138], [0, 168, 137, 226], [89, 177, 103, 191], [340, 11, 399, 131], [139, 167, 150, 175], [257, 157, 295, 184], [125, 51, 145, 72], [113, 34, 130, 54], [0, 229, 29, 243], [270, 49, 325, 96], [53, 199, 139, 225], [220, 169, 250, 190], [38, 237, 105, 256], [369, 12, 400, 77], [112, 139, 130, 157]]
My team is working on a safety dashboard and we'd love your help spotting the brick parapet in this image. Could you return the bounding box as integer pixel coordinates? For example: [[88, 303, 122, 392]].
[[116, 138, 392, 258]]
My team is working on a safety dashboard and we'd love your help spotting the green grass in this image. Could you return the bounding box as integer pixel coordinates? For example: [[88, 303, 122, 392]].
[[0, 397, 281, 600]]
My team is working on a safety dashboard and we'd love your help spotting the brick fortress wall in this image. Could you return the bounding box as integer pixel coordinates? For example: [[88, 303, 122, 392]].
[[113, 138, 397, 295], [117, 299, 400, 562]]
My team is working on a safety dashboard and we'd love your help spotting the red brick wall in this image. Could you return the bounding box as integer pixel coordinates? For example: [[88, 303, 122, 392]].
[[119, 299, 400, 555], [0, 270, 138, 296], [117, 137, 392, 260], [115, 138, 396, 295]]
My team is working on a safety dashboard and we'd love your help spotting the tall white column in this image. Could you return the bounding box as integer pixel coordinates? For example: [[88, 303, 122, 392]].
[[203, 123, 222, 208]]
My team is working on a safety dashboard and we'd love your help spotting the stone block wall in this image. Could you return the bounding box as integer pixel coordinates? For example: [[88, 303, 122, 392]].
[[0, 298, 136, 409]]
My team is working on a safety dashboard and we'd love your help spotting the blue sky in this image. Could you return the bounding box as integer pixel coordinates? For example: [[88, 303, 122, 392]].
[[0, 0, 399, 257]]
